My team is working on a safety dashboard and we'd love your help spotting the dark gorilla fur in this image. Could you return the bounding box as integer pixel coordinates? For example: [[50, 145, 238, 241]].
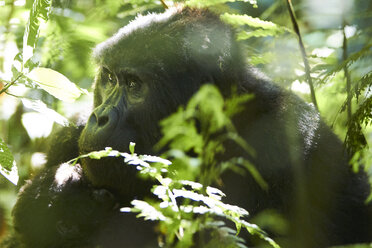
[[3, 6, 372, 248]]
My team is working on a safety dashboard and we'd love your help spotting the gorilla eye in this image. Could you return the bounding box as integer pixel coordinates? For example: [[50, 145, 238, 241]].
[[102, 67, 116, 86], [128, 81, 137, 88], [125, 76, 142, 94], [107, 72, 115, 84]]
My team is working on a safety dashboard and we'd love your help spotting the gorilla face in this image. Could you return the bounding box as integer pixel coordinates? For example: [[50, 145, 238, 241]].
[[78, 47, 163, 190], [78, 7, 242, 190], [79, 67, 149, 154]]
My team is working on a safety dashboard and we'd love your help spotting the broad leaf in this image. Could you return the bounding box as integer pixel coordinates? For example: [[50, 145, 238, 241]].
[[27, 67, 84, 102]]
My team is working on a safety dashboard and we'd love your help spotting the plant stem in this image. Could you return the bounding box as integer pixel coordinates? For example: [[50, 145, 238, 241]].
[[342, 24, 352, 121], [0, 74, 22, 95], [286, 0, 319, 111]]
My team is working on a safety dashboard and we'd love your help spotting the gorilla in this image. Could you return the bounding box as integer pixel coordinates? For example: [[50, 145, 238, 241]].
[[3, 6, 372, 248]]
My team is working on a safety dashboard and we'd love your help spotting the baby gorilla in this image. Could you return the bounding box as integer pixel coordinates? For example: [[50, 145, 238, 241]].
[[4, 6, 372, 248]]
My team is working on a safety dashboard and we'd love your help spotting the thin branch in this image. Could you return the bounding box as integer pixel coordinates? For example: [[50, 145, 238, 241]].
[[160, 0, 168, 9], [5, 92, 21, 98], [0, 74, 22, 95], [286, 0, 319, 111], [343, 23, 352, 121]]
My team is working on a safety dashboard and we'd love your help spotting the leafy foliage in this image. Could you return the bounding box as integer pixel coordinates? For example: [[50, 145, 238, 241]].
[[0, 0, 86, 187], [157, 85, 262, 187], [70, 145, 277, 247], [318, 43, 372, 85], [23, 0, 52, 64], [221, 13, 288, 40]]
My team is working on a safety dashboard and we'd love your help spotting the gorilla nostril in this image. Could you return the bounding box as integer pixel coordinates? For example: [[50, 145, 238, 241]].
[[97, 116, 109, 127]]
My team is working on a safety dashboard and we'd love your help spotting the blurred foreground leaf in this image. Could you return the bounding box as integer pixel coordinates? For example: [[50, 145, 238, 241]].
[[0, 138, 19, 185]]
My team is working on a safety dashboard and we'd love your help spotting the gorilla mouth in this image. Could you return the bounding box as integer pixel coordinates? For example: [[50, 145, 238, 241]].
[[79, 123, 136, 155]]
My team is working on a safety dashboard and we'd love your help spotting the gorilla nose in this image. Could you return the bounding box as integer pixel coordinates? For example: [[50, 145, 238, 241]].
[[97, 115, 109, 127], [88, 105, 119, 131]]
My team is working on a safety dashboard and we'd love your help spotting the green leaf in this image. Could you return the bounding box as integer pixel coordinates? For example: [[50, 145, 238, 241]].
[[187, 84, 227, 133], [225, 93, 253, 117], [221, 13, 285, 29], [27, 67, 85, 102], [234, 157, 268, 191], [127, 200, 167, 221], [23, 0, 52, 64], [249, 52, 275, 65], [239, 219, 280, 248], [129, 142, 135, 154], [186, 0, 257, 8], [0, 138, 19, 185], [87, 147, 118, 160], [221, 13, 288, 40], [356, 72, 372, 99], [237, 29, 283, 40], [320, 43, 372, 84]]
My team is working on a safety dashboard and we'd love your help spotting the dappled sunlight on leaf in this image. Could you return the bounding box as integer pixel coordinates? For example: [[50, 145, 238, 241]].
[[0, 161, 18, 186], [221, 13, 288, 41], [21, 98, 69, 126], [72, 143, 278, 247], [27, 67, 85, 102], [21, 112, 54, 139], [124, 200, 167, 221]]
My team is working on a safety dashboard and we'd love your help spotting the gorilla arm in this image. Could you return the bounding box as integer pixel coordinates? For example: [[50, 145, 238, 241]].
[[11, 163, 117, 248], [45, 124, 84, 168], [7, 124, 157, 248]]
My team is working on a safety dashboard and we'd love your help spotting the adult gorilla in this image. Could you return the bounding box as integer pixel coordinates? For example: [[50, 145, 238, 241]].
[[3, 6, 372, 248]]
